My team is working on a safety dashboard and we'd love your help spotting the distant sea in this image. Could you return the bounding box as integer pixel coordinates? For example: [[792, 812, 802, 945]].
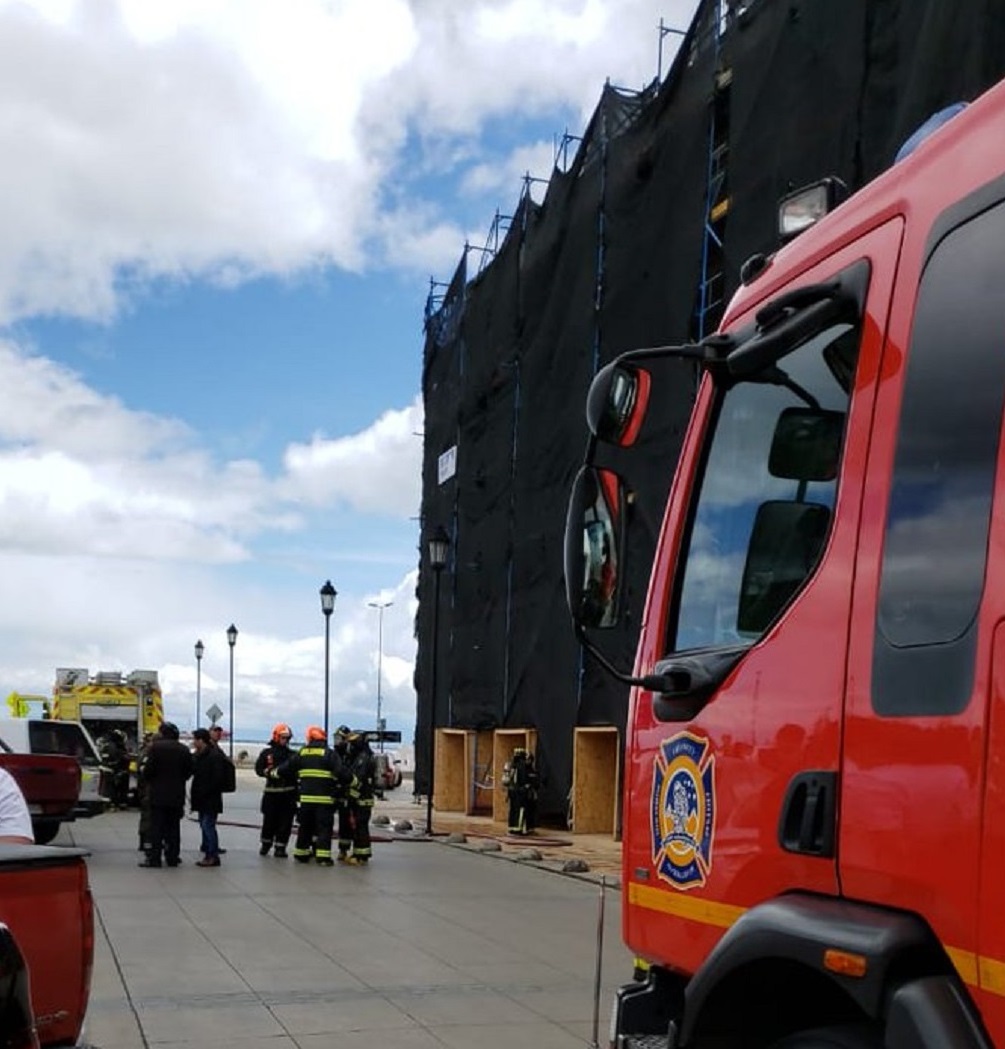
[[227, 738, 415, 772]]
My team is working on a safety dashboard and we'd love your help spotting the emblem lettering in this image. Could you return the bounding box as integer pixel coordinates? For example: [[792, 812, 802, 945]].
[[650, 731, 716, 891]]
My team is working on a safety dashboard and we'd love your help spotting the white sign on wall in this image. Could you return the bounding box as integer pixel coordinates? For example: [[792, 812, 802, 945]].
[[438, 445, 457, 485]]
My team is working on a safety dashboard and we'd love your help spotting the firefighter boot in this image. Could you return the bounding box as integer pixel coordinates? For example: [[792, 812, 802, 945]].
[[259, 841, 272, 856], [274, 845, 288, 858]]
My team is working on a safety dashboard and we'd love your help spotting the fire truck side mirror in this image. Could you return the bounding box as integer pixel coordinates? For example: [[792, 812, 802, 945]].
[[586, 361, 650, 446], [564, 465, 625, 629]]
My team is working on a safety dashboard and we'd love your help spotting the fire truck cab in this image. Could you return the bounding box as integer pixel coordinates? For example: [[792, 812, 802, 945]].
[[565, 76, 1005, 1048]]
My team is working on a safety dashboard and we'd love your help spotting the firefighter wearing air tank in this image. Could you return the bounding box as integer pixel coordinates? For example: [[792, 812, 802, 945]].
[[273, 726, 354, 865], [254, 723, 296, 858], [341, 730, 381, 864], [503, 748, 539, 835]]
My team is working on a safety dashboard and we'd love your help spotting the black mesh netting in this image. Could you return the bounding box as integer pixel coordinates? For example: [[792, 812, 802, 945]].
[[416, 0, 1005, 818]]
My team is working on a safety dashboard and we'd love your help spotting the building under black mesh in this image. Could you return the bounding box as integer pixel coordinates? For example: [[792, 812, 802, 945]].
[[415, 0, 1005, 822]]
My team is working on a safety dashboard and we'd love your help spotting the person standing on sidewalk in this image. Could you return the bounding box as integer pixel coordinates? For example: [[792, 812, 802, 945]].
[[136, 732, 154, 856], [333, 725, 354, 861], [342, 732, 380, 864], [274, 725, 354, 866], [139, 722, 193, 868], [207, 724, 229, 854], [190, 728, 226, 867], [503, 748, 540, 836], [255, 723, 296, 857]]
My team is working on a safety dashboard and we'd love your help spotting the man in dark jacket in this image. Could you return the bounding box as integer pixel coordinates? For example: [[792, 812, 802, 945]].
[[139, 722, 193, 868], [136, 731, 154, 855], [274, 725, 354, 866], [254, 722, 296, 857], [191, 728, 227, 867]]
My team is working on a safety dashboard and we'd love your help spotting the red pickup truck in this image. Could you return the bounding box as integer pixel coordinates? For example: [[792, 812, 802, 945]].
[[0, 844, 93, 1047], [0, 750, 81, 845]]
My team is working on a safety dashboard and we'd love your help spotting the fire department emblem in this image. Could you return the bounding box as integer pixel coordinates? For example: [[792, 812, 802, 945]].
[[651, 731, 715, 890]]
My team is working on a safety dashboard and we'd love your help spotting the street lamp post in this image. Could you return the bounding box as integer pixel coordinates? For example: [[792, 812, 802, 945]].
[[367, 599, 393, 751], [320, 580, 337, 737], [226, 624, 238, 759], [426, 526, 450, 836], [194, 639, 204, 728]]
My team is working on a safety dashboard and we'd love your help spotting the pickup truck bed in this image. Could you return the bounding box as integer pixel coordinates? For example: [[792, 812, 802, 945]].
[[0, 844, 93, 1047], [0, 753, 81, 845]]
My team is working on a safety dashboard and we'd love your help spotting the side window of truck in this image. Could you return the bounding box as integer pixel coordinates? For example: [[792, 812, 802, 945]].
[[28, 722, 96, 766], [873, 197, 1005, 716], [672, 317, 859, 652]]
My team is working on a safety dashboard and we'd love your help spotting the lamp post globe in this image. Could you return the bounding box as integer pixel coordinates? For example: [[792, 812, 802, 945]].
[[226, 625, 238, 759], [426, 526, 450, 836], [320, 580, 337, 737], [194, 639, 204, 729]]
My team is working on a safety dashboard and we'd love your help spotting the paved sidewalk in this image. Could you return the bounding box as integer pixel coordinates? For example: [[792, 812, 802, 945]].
[[69, 778, 632, 1049]]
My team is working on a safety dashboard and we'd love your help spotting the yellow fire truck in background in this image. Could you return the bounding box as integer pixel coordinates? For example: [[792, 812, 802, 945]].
[[53, 668, 163, 746], [52, 669, 165, 804]]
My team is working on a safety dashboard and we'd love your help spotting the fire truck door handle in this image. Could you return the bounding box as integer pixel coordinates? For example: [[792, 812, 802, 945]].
[[777, 771, 838, 858]]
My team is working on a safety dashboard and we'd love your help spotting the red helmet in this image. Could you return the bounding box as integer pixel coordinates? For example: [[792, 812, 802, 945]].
[[305, 725, 326, 743], [271, 723, 292, 743]]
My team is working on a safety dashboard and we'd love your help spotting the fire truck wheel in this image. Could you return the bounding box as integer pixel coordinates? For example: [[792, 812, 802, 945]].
[[768, 1025, 882, 1049]]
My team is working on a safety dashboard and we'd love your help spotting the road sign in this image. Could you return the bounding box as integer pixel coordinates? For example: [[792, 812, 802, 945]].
[[361, 729, 401, 744], [205, 703, 223, 725]]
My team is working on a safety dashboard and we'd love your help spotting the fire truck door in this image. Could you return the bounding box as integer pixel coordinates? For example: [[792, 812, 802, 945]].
[[625, 220, 902, 966], [842, 193, 1005, 1026]]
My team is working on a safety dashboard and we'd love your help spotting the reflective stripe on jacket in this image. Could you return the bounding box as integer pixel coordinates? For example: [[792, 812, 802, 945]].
[[297, 746, 336, 805], [348, 745, 378, 801]]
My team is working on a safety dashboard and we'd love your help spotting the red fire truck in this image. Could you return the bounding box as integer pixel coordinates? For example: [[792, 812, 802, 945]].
[[565, 77, 1005, 1048]]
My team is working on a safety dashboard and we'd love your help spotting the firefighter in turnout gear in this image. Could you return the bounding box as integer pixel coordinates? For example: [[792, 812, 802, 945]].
[[342, 731, 381, 864], [503, 748, 539, 835], [101, 728, 132, 809], [334, 726, 354, 860], [255, 722, 296, 857], [274, 725, 353, 865]]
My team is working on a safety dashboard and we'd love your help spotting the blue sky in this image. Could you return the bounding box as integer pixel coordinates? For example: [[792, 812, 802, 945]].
[[0, 0, 695, 745]]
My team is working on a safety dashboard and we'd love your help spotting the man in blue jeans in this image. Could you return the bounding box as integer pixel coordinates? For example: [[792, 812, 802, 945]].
[[190, 728, 226, 867]]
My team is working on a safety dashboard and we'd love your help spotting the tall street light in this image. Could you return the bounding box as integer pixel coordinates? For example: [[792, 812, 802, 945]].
[[426, 526, 450, 836], [367, 599, 393, 751], [226, 624, 238, 759], [320, 580, 337, 737], [194, 639, 204, 729]]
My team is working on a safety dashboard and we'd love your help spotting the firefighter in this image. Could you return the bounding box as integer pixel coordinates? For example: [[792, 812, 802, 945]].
[[503, 748, 539, 835], [273, 725, 353, 866], [254, 723, 296, 857], [342, 732, 381, 864], [101, 729, 131, 809], [333, 726, 354, 861]]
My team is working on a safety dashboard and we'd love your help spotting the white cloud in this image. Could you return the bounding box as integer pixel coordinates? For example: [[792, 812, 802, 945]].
[[0, 339, 418, 564], [0, 0, 696, 323], [460, 140, 557, 200], [282, 397, 423, 517]]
